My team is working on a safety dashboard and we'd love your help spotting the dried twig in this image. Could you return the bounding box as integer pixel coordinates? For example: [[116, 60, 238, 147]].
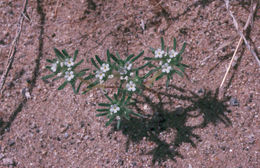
[[0, 0, 29, 95], [225, 0, 260, 67], [220, 0, 259, 88]]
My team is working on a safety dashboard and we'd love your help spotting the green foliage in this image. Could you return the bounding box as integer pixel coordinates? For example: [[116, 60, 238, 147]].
[[43, 37, 187, 129]]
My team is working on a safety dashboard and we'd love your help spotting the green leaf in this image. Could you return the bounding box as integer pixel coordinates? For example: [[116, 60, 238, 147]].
[[116, 119, 121, 129], [174, 69, 184, 77], [179, 42, 186, 55], [79, 68, 89, 73], [76, 71, 86, 78], [161, 37, 165, 50], [91, 58, 99, 69], [104, 94, 113, 103], [98, 103, 111, 107], [150, 47, 155, 53], [84, 74, 95, 80], [62, 49, 70, 58], [95, 55, 103, 65], [138, 62, 150, 70], [156, 73, 164, 81], [46, 59, 54, 63], [52, 76, 63, 82], [126, 54, 134, 62], [166, 76, 170, 88], [73, 59, 84, 69], [58, 81, 68, 90], [105, 116, 116, 127], [54, 48, 65, 60], [76, 81, 83, 93], [87, 80, 99, 89], [42, 73, 56, 80], [120, 91, 126, 105], [96, 112, 109, 116], [143, 69, 157, 79], [110, 53, 119, 64], [97, 109, 109, 112], [130, 50, 144, 63], [73, 50, 78, 61], [173, 38, 177, 50], [143, 57, 153, 61], [131, 111, 144, 118], [107, 50, 111, 64]]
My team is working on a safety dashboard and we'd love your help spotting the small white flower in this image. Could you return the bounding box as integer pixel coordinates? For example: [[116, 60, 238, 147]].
[[101, 63, 110, 72], [108, 74, 114, 79], [167, 59, 171, 63], [116, 116, 121, 120], [124, 76, 128, 81], [162, 63, 172, 73], [124, 62, 132, 71], [169, 50, 178, 58], [57, 72, 62, 77], [126, 81, 136, 92], [110, 104, 120, 113], [130, 72, 134, 76], [159, 61, 163, 65], [65, 71, 74, 81], [65, 58, 74, 67], [60, 62, 64, 67], [95, 70, 105, 80], [155, 48, 165, 58], [68, 67, 72, 71], [119, 67, 127, 75], [120, 76, 124, 80], [51, 63, 57, 72]]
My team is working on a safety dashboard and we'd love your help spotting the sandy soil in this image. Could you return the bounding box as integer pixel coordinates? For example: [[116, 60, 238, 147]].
[[0, 0, 259, 167]]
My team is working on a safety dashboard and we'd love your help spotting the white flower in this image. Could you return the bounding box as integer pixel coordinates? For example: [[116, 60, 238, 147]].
[[60, 62, 64, 67], [95, 70, 105, 80], [162, 63, 172, 73], [57, 72, 62, 77], [169, 50, 178, 58], [155, 48, 165, 58], [65, 71, 74, 81], [110, 104, 120, 114], [167, 59, 171, 63], [124, 76, 128, 81], [124, 62, 132, 71], [116, 116, 121, 120], [65, 58, 74, 67], [126, 81, 136, 92], [130, 72, 134, 76], [101, 63, 110, 72], [108, 74, 114, 79], [51, 63, 57, 72], [159, 61, 163, 65]]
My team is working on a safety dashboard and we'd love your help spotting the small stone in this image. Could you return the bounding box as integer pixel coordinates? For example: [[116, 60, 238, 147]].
[[0, 153, 5, 160], [230, 97, 239, 106], [64, 133, 69, 139], [3, 158, 15, 166]]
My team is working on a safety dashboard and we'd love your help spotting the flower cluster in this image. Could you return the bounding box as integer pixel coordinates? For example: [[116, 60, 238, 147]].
[[95, 63, 110, 83]]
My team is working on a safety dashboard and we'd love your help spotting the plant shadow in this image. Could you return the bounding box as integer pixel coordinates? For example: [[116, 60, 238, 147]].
[[111, 86, 232, 164]]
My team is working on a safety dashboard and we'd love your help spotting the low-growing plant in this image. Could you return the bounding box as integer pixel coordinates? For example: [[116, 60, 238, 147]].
[[42, 37, 188, 129]]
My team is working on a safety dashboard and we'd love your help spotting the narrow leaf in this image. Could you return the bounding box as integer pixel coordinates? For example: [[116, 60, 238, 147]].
[[105, 116, 116, 127], [97, 109, 109, 112], [161, 37, 165, 50], [42, 73, 56, 80], [54, 48, 65, 60], [84, 74, 95, 80], [73, 59, 84, 69], [110, 54, 119, 64], [130, 50, 144, 63], [96, 112, 109, 116], [87, 80, 99, 89], [116, 119, 121, 129], [58, 81, 68, 90], [62, 49, 70, 58], [173, 38, 177, 50], [95, 55, 103, 65], [98, 103, 111, 107], [126, 54, 134, 62], [156, 73, 164, 81], [73, 50, 78, 61], [91, 58, 99, 69]]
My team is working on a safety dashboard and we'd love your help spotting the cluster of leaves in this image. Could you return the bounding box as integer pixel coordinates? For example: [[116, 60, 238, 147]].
[[42, 37, 188, 129]]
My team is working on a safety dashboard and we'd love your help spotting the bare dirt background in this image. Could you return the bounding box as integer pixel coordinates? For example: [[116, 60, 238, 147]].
[[0, 0, 259, 167]]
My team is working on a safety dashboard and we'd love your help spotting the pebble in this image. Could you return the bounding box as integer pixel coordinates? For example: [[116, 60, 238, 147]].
[[175, 106, 185, 116], [64, 132, 69, 139], [230, 97, 239, 106], [3, 158, 15, 166], [0, 153, 5, 160]]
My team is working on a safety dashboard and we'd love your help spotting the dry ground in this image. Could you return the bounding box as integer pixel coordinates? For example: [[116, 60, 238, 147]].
[[0, 0, 259, 167]]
